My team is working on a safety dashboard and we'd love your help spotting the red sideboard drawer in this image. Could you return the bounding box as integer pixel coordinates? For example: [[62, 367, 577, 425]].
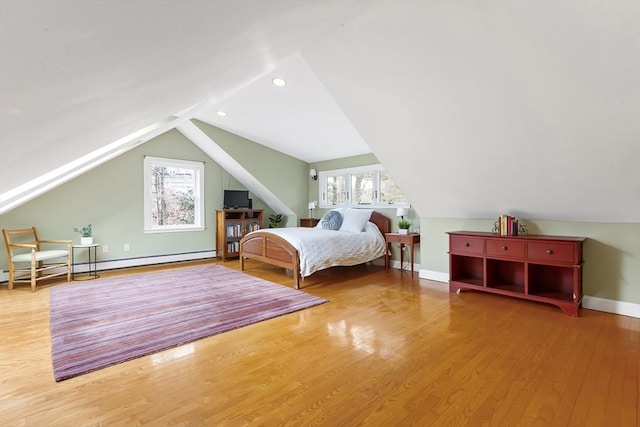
[[486, 239, 525, 258], [450, 235, 485, 255], [527, 242, 576, 264]]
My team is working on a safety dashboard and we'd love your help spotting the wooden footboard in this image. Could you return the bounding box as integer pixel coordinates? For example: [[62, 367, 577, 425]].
[[239, 212, 390, 289], [240, 232, 302, 289]]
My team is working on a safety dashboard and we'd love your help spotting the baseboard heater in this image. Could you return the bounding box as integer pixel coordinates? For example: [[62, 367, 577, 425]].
[[0, 250, 216, 283]]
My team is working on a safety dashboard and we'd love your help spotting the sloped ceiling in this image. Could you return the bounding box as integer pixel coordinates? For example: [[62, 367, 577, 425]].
[[303, 1, 640, 221], [1, 1, 638, 222], [0, 0, 371, 205]]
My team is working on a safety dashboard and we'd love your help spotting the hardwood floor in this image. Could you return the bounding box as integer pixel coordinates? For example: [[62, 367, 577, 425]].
[[1, 259, 638, 426]]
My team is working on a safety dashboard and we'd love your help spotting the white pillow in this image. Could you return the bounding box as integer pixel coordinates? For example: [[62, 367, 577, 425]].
[[339, 209, 373, 233]]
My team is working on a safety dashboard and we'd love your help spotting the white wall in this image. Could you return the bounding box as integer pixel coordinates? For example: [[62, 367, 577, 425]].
[[304, 1, 640, 222]]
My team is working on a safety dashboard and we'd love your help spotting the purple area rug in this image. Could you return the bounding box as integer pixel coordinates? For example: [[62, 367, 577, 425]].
[[49, 265, 327, 381]]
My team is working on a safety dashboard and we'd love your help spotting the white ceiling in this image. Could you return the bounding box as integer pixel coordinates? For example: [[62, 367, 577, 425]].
[[196, 52, 371, 163], [0, 0, 371, 194], [1, 1, 639, 222]]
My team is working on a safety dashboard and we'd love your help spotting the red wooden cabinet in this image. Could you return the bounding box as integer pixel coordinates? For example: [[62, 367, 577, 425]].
[[448, 231, 585, 316]]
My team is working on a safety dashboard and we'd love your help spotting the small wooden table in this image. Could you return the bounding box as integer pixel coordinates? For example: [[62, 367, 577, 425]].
[[299, 218, 320, 228], [385, 233, 420, 274]]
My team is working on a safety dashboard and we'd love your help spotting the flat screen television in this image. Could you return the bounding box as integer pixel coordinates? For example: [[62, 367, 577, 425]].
[[223, 190, 251, 209]]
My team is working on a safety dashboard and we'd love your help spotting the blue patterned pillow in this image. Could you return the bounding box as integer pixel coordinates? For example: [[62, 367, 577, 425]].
[[320, 210, 343, 230]]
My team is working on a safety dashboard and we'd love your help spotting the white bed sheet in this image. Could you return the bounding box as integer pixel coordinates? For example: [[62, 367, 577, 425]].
[[248, 221, 386, 277]]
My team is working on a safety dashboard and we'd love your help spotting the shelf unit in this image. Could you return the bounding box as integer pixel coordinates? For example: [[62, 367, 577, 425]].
[[448, 231, 585, 316], [216, 209, 263, 261]]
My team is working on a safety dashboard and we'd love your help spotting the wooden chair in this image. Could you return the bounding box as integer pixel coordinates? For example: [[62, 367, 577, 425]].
[[2, 228, 72, 291]]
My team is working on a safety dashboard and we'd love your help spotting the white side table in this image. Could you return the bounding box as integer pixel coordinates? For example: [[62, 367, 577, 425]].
[[71, 243, 100, 280]]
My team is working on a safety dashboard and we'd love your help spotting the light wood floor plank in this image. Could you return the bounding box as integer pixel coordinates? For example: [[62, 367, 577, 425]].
[[0, 259, 638, 426], [621, 317, 640, 426]]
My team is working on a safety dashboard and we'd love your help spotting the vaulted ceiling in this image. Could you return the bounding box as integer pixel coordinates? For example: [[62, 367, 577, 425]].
[[1, 1, 638, 221]]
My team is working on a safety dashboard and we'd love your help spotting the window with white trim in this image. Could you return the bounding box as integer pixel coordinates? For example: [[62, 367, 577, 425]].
[[319, 165, 408, 208], [143, 156, 205, 233]]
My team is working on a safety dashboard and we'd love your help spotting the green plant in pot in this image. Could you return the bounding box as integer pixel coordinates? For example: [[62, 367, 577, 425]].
[[398, 219, 411, 234], [74, 224, 93, 245], [268, 214, 284, 228]]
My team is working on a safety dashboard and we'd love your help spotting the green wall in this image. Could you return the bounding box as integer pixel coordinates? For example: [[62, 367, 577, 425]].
[[420, 218, 640, 304], [312, 154, 640, 305], [310, 153, 421, 264], [0, 123, 308, 269], [2, 127, 637, 307], [311, 153, 384, 218], [195, 120, 309, 226]]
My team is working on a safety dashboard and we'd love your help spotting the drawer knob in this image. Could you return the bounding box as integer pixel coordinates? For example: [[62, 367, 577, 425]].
[[546, 249, 553, 255], [465, 242, 470, 247], [501, 245, 507, 251]]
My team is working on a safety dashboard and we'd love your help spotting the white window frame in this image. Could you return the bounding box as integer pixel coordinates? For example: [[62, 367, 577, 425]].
[[318, 164, 409, 208], [143, 156, 205, 233]]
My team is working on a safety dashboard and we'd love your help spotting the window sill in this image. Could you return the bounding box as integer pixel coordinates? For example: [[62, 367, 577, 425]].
[[144, 226, 206, 234]]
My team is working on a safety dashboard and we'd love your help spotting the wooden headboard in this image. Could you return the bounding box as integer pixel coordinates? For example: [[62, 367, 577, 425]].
[[370, 211, 390, 234]]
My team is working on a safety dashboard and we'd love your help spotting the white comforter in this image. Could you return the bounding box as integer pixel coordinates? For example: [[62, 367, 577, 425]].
[[248, 221, 386, 277]]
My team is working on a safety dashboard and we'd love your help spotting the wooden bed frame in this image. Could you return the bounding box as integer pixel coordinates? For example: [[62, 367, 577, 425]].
[[239, 211, 391, 289]]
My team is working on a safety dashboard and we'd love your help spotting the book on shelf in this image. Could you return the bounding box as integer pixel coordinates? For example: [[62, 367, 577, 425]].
[[226, 223, 242, 237], [498, 214, 519, 236], [246, 222, 260, 233]]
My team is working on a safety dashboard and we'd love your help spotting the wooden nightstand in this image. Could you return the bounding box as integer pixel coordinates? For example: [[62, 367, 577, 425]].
[[299, 218, 320, 228], [385, 232, 420, 274]]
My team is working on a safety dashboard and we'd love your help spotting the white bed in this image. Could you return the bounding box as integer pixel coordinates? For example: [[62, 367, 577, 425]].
[[239, 210, 390, 288]]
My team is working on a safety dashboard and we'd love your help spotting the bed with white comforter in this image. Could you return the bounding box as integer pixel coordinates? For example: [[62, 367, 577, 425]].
[[239, 210, 390, 288], [250, 221, 385, 277]]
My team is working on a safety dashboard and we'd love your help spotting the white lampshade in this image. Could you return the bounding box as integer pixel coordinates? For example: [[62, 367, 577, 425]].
[[396, 207, 409, 217], [308, 201, 317, 209]]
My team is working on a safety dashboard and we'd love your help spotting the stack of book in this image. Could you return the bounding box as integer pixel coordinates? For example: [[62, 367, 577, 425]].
[[498, 215, 519, 236], [245, 221, 260, 233], [226, 223, 242, 237]]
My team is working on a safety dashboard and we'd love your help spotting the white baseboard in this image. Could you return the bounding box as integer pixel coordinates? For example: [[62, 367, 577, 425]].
[[419, 269, 449, 284], [417, 269, 449, 291], [582, 296, 640, 318], [3, 257, 637, 318], [416, 269, 639, 318], [0, 250, 216, 284], [371, 258, 420, 272], [91, 250, 216, 272], [387, 259, 420, 272]]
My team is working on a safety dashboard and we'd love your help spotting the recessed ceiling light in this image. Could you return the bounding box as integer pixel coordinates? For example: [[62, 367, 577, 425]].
[[216, 111, 227, 117], [272, 77, 287, 87]]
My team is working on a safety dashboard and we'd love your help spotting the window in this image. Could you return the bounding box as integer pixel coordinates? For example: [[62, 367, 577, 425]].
[[325, 174, 347, 205], [318, 165, 408, 208], [143, 156, 205, 233], [380, 171, 406, 205], [351, 171, 374, 204]]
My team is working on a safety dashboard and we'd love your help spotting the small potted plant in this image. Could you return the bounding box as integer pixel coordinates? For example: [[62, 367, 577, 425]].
[[268, 214, 284, 228], [74, 224, 93, 245], [398, 219, 411, 235]]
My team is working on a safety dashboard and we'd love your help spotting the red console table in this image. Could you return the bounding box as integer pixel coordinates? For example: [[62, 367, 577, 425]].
[[448, 231, 585, 316]]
